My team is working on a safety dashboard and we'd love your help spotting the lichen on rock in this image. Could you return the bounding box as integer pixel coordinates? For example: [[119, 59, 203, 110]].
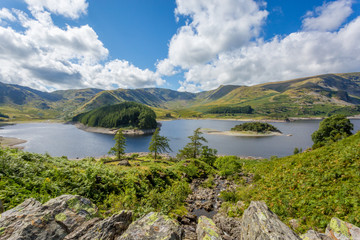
[[325, 217, 360, 240], [196, 216, 222, 240], [0, 195, 99, 240], [300, 230, 331, 240], [240, 201, 301, 240], [117, 212, 183, 240]]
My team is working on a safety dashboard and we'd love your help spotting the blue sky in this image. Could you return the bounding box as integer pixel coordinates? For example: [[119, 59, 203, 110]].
[[0, 0, 359, 92]]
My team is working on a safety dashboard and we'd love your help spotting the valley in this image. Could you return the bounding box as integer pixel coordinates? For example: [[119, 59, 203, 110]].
[[1, 72, 360, 121]]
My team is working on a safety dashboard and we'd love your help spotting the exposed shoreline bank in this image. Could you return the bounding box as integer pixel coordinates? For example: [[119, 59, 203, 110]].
[[0, 136, 27, 148], [2, 115, 360, 124], [73, 122, 156, 135], [160, 115, 360, 122], [201, 128, 283, 137]]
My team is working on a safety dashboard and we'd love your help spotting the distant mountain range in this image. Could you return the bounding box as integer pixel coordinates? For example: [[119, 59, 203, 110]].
[[1, 72, 360, 120]]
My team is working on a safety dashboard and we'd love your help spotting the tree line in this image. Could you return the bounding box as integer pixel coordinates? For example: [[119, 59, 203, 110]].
[[0, 112, 9, 118], [206, 105, 254, 114], [111, 127, 217, 164]]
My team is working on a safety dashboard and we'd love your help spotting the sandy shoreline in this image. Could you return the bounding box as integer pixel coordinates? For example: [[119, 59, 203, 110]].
[[201, 128, 283, 137], [74, 123, 156, 135], [0, 136, 27, 148], [161, 115, 360, 122]]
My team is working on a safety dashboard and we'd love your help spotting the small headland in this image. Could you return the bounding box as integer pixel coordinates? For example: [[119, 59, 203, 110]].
[[0, 136, 27, 148]]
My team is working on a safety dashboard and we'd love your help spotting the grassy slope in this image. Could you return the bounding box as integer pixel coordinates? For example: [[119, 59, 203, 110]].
[[234, 132, 360, 233], [1, 72, 360, 121], [0, 86, 102, 121], [0, 148, 216, 218], [187, 73, 360, 118], [0, 127, 359, 233]]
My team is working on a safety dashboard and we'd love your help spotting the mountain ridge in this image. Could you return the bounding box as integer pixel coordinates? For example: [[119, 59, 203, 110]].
[[1, 72, 360, 120]]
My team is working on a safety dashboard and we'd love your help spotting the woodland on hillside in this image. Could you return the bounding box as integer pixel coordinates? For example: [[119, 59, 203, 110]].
[[72, 102, 157, 129]]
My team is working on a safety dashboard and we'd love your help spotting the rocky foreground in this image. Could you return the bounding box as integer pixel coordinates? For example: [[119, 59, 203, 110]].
[[0, 195, 359, 240]]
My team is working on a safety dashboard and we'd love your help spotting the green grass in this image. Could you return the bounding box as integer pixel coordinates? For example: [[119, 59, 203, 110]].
[[0, 148, 216, 219], [224, 132, 360, 233], [0, 124, 359, 234], [0, 105, 59, 121]]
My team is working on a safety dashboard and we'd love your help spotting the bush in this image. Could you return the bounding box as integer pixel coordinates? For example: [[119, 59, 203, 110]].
[[214, 156, 242, 177], [130, 153, 139, 159], [173, 159, 214, 180], [0, 148, 192, 219], [311, 114, 353, 149], [200, 146, 217, 166]]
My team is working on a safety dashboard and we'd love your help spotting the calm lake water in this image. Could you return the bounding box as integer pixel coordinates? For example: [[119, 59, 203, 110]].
[[1, 119, 359, 159]]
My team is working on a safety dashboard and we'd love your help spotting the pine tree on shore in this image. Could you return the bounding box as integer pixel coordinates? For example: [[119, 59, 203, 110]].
[[149, 128, 171, 160], [178, 128, 208, 159], [108, 130, 126, 160]]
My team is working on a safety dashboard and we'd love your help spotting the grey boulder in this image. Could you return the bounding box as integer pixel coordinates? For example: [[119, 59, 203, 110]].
[[325, 217, 360, 240], [300, 230, 332, 240], [0, 195, 98, 240], [117, 212, 183, 240], [240, 201, 301, 240], [196, 216, 222, 240]]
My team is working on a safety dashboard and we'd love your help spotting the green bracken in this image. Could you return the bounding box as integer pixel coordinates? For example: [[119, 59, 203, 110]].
[[225, 132, 360, 233], [0, 126, 359, 234], [0, 147, 208, 219]]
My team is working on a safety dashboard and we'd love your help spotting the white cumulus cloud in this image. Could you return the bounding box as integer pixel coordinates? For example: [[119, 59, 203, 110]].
[[0, 7, 163, 91], [162, 0, 268, 71], [24, 0, 88, 19], [179, 16, 360, 91], [302, 0, 353, 31], [155, 0, 360, 92], [0, 8, 16, 24]]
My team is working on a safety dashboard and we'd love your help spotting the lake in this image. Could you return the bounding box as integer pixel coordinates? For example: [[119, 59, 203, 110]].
[[0, 119, 359, 159]]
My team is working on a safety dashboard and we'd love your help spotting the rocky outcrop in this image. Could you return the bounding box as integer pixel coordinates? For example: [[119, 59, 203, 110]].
[[325, 217, 360, 240], [117, 212, 183, 240], [300, 230, 332, 240], [0, 195, 98, 240], [186, 176, 240, 219], [117, 160, 131, 166], [179, 213, 197, 240], [0, 195, 131, 240], [196, 216, 222, 240], [2, 195, 360, 240], [213, 212, 241, 240], [64, 211, 132, 240], [240, 201, 301, 240]]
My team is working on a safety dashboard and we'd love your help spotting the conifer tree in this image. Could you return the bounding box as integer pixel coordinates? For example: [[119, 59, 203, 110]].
[[108, 130, 126, 160], [149, 128, 171, 160], [178, 128, 208, 159]]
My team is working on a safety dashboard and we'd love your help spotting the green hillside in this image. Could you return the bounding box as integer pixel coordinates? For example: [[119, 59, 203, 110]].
[[0, 82, 102, 120], [188, 72, 360, 119], [78, 88, 196, 112], [1, 72, 360, 120], [72, 102, 157, 129], [226, 131, 360, 233]]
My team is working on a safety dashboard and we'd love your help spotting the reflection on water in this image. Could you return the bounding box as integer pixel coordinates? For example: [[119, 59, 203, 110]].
[[0, 119, 359, 159]]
